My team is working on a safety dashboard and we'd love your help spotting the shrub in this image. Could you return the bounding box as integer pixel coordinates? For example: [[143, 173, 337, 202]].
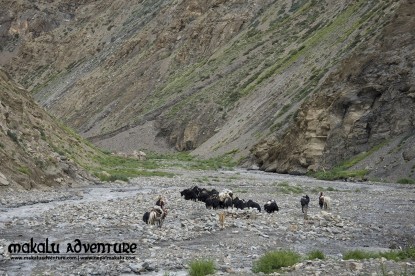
[[253, 250, 301, 274], [397, 178, 415, 184], [307, 250, 325, 260], [40, 129, 46, 141], [17, 166, 31, 175], [343, 250, 379, 260], [7, 130, 19, 144], [344, 247, 415, 261], [188, 259, 215, 276], [399, 246, 415, 260], [384, 246, 415, 261], [106, 174, 129, 182]]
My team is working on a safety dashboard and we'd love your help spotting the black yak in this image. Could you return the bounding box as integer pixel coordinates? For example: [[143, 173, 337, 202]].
[[233, 197, 246, 210], [180, 188, 197, 201], [264, 200, 279, 213], [205, 196, 220, 209], [246, 199, 261, 212]]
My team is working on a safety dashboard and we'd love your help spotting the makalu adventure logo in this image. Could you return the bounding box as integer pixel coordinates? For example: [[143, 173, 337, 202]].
[[8, 238, 138, 261]]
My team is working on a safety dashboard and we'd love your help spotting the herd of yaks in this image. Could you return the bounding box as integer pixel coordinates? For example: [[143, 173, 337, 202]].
[[180, 186, 331, 214], [142, 186, 332, 227]]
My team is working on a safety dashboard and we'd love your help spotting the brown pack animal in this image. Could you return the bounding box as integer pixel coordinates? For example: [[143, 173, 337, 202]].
[[145, 196, 168, 227]]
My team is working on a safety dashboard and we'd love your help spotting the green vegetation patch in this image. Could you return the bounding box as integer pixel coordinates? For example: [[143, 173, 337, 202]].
[[188, 155, 236, 171], [275, 181, 304, 194], [397, 178, 415, 184], [147, 152, 236, 170], [312, 169, 368, 181], [343, 250, 378, 260], [90, 151, 236, 182], [188, 259, 215, 276], [312, 142, 386, 181], [17, 166, 31, 175], [343, 247, 415, 261], [253, 250, 301, 274], [91, 153, 175, 181], [94, 169, 174, 182], [307, 250, 325, 260]]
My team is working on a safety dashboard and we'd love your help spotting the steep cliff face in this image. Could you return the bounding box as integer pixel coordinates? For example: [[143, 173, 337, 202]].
[[0, 68, 94, 190], [253, 0, 415, 181]]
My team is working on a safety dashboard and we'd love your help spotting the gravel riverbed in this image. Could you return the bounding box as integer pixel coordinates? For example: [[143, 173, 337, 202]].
[[0, 169, 414, 275]]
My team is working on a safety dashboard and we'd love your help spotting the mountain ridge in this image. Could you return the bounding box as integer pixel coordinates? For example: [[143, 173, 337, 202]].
[[1, 0, 414, 182]]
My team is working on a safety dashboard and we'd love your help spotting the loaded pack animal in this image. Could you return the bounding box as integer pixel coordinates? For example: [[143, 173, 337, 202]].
[[319, 192, 331, 210], [264, 200, 279, 213], [205, 189, 232, 209], [300, 195, 310, 213], [144, 196, 168, 227], [218, 189, 233, 209], [300, 195, 310, 219]]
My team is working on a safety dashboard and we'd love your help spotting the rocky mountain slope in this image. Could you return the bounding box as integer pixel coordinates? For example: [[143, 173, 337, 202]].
[[1, 0, 413, 181], [252, 0, 415, 182], [0, 68, 95, 190]]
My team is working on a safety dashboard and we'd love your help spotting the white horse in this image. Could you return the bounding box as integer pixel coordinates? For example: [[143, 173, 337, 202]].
[[323, 196, 331, 210], [319, 192, 331, 210]]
